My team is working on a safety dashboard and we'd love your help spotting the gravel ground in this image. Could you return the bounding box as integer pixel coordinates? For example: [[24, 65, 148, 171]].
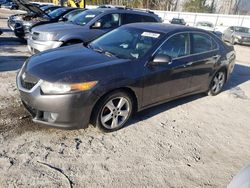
[[1, 8, 250, 188]]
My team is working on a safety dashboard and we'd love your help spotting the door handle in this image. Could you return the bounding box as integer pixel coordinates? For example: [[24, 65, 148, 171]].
[[183, 62, 194, 68], [213, 55, 221, 61], [186, 62, 194, 66]]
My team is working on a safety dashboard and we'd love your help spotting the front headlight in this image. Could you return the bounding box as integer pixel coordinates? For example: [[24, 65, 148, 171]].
[[235, 35, 242, 39], [45, 33, 55, 41], [40, 81, 98, 94]]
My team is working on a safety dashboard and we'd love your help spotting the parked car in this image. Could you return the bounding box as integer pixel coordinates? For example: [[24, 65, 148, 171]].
[[0, 0, 18, 9], [14, 6, 78, 39], [27, 7, 162, 54], [0, 28, 2, 35], [195, 21, 222, 38], [170, 18, 186, 25], [8, 4, 61, 31], [17, 23, 236, 131], [223, 26, 250, 45], [196, 21, 214, 31]]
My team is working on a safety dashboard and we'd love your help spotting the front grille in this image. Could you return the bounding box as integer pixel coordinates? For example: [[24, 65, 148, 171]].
[[21, 79, 36, 90]]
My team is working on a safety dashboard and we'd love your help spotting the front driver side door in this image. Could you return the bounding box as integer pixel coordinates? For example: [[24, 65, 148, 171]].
[[143, 33, 194, 107]]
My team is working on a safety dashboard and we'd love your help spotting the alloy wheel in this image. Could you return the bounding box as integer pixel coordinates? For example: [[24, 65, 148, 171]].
[[100, 97, 131, 130], [211, 72, 225, 94]]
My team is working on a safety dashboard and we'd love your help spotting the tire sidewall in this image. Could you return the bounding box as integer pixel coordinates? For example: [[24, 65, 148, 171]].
[[94, 91, 133, 132], [208, 71, 226, 96]]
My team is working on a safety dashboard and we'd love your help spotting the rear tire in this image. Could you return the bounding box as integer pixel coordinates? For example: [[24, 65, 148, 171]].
[[92, 91, 133, 132], [207, 71, 226, 96]]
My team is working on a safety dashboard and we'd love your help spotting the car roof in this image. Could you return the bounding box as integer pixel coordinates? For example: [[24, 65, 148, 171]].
[[124, 23, 209, 34], [87, 7, 158, 17]]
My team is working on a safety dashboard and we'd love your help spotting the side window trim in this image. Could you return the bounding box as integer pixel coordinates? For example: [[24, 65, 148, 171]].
[[151, 31, 219, 61]]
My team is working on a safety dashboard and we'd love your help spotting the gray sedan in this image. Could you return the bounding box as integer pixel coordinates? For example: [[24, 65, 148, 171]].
[[223, 26, 250, 45]]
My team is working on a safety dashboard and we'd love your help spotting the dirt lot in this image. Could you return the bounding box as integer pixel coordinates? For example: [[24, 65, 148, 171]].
[[1, 8, 250, 188]]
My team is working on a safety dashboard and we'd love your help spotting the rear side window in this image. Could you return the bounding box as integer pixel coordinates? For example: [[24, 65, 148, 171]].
[[191, 33, 218, 54], [142, 16, 158, 22], [156, 33, 190, 58], [122, 14, 157, 24]]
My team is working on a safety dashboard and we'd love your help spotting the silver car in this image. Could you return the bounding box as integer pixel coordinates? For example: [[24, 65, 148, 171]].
[[223, 26, 250, 45], [27, 7, 162, 54]]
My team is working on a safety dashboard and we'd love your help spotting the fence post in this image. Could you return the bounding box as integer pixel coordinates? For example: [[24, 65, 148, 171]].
[[193, 14, 197, 26], [215, 14, 219, 27]]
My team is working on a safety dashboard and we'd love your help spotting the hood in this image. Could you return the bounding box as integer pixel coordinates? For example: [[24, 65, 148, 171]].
[[26, 44, 130, 83], [32, 22, 84, 33], [234, 32, 250, 38], [12, 0, 50, 17]]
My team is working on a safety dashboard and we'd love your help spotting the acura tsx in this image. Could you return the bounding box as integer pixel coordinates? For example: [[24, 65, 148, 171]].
[[17, 23, 236, 131]]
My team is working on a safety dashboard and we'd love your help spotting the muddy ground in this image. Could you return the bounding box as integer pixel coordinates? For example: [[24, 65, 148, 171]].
[[1, 8, 250, 188]]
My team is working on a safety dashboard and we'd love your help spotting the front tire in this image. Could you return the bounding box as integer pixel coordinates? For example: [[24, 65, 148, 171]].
[[207, 71, 226, 96], [92, 91, 133, 132]]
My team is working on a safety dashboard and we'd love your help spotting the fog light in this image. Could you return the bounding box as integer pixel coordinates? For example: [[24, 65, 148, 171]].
[[44, 112, 58, 122]]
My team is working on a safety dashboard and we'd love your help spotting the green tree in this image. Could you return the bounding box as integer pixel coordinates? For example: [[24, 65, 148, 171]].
[[183, 0, 211, 13]]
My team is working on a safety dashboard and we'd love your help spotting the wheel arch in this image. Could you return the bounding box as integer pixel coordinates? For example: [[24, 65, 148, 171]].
[[90, 87, 139, 123]]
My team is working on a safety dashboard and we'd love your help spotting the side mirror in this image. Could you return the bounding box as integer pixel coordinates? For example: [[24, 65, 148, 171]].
[[92, 21, 101, 29], [150, 54, 172, 66]]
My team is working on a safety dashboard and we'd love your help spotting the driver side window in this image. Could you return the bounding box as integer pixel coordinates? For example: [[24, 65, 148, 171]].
[[97, 14, 120, 29], [156, 33, 190, 58]]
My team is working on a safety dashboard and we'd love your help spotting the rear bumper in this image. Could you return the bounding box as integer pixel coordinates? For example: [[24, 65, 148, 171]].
[[27, 39, 63, 54]]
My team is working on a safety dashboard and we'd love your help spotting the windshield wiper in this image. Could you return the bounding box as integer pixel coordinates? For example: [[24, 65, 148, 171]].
[[87, 44, 118, 58]]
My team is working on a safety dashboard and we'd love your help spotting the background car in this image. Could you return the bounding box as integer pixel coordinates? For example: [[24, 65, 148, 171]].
[[17, 23, 236, 131], [223, 26, 250, 45], [27, 7, 162, 54], [195, 21, 222, 38], [170, 18, 186, 25], [196, 21, 215, 31], [8, 4, 60, 31], [14, 6, 79, 39], [0, 0, 18, 9], [0, 28, 2, 35]]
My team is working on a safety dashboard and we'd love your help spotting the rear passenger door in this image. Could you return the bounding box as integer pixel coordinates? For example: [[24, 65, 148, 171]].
[[188, 32, 220, 92]]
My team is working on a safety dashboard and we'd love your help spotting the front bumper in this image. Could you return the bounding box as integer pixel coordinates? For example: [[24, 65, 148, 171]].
[[17, 74, 97, 129], [27, 39, 63, 54], [236, 38, 250, 45]]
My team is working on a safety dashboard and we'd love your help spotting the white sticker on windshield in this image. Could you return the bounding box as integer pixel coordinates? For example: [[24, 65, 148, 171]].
[[141, 32, 160, 38], [85, 15, 96, 18]]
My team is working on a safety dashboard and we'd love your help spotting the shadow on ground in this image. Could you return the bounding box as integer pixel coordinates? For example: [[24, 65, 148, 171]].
[[0, 55, 28, 71]]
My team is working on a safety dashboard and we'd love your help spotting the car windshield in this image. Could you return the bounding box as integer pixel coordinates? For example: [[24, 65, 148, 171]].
[[197, 22, 213, 28], [89, 27, 163, 60], [71, 10, 100, 26], [48, 8, 69, 18], [64, 9, 83, 21], [235, 27, 250, 34]]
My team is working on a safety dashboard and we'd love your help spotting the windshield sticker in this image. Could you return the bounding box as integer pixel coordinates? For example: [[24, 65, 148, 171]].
[[141, 32, 160, 38], [85, 15, 96, 18]]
